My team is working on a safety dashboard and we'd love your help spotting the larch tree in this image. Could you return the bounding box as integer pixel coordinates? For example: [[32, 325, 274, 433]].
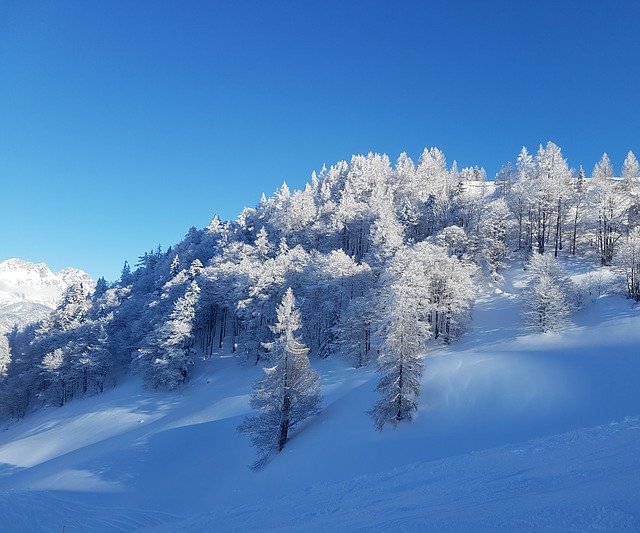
[[622, 151, 639, 194], [477, 198, 514, 279], [616, 227, 640, 301], [569, 166, 588, 256], [369, 252, 431, 430], [369, 241, 475, 430], [590, 153, 627, 265], [523, 253, 573, 332], [238, 288, 321, 469]]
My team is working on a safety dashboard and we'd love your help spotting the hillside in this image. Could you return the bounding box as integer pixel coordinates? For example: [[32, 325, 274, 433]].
[[1, 145, 640, 530], [0, 259, 638, 531]]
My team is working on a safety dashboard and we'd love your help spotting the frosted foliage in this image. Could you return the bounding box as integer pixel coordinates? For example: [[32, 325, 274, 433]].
[[615, 228, 640, 301], [45, 284, 90, 332], [478, 198, 513, 276], [370, 242, 475, 430], [41, 348, 64, 372], [387, 242, 476, 343], [523, 253, 572, 332], [436, 225, 469, 260], [169, 255, 181, 277], [622, 151, 639, 180], [507, 143, 574, 256], [588, 160, 628, 265], [592, 153, 614, 182], [255, 227, 271, 258], [622, 151, 640, 195], [370, 282, 426, 430], [0, 335, 9, 378], [238, 289, 321, 469], [7, 142, 640, 422], [139, 281, 200, 389]]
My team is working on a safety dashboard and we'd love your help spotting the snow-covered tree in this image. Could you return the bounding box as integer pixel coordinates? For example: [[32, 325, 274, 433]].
[[523, 253, 573, 332], [138, 280, 201, 389], [238, 289, 321, 469], [478, 198, 514, 279], [589, 153, 628, 265], [506, 143, 572, 257], [0, 335, 10, 379], [569, 166, 588, 256], [616, 228, 640, 301], [622, 151, 639, 195], [369, 255, 429, 430], [43, 283, 90, 333]]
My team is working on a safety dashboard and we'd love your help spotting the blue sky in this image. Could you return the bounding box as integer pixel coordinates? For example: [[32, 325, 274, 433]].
[[1, 1, 639, 280]]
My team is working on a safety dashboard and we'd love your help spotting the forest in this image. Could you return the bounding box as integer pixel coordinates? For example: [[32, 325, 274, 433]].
[[1, 143, 640, 465]]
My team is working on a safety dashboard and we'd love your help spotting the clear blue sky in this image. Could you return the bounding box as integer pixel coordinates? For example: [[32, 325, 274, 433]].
[[2, 1, 639, 281]]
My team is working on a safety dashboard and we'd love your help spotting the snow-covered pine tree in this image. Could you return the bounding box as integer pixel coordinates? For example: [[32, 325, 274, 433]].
[[138, 280, 201, 389], [238, 288, 321, 469]]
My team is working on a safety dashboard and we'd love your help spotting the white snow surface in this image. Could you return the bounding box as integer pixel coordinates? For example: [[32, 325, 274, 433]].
[[0, 258, 93, 332], [0, 259, 639, 531]]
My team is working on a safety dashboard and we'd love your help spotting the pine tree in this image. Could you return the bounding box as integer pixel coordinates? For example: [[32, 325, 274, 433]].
[[138, 280, 201, 389], [93, 277, 109, 298], [238, 288, 321, 469]]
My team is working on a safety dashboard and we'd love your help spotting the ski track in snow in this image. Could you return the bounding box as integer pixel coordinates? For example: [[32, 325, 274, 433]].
[[153, 417, 640, 532], [0, 258, 639, 531]]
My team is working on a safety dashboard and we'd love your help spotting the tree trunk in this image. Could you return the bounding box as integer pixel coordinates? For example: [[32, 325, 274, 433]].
[[278, 394, 291, 452]]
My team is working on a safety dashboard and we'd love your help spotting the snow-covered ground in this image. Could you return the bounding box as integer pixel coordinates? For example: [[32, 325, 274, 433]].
[[0, 259, 639, 531]]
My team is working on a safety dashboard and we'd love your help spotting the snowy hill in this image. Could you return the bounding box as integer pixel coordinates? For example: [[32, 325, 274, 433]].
[[2, 145, 640, 530], [0, 258, 93, 333], [0, 260, 638, 531]]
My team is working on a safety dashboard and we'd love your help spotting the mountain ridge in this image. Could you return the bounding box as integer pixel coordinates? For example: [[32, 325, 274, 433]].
[[0, 258, 93, 333]]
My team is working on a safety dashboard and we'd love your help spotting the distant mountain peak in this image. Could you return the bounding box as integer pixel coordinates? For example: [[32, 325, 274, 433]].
[[0, 258, 94, 333]]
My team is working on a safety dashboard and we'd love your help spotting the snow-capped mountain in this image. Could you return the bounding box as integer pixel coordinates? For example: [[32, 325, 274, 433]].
[[0, 258, 94, 333]]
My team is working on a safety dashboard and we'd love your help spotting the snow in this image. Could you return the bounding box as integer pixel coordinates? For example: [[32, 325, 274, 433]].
[[0, 258, 94, 332], [0, 259, 639, 531]]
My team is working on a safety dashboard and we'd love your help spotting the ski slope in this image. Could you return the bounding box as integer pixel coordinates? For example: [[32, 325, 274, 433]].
[[0, 260, 639, 531]]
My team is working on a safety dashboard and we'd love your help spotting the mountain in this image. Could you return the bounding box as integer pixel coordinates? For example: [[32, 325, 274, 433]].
[[0, 258, 94, 333]]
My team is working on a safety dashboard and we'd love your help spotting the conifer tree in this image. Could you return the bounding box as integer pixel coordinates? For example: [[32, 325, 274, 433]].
[[622, 151, 640, 196], [369, 282, 427, 430], [523, 253, 573, 332], [138, 280, 201, 389], [616, 228, 640, 301], [0, 335, 10, 380], [238, 288, 321, 469]]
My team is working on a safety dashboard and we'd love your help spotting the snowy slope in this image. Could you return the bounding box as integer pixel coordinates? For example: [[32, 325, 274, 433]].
[[0, 260, 639, 531], [0, 258, 93, 332]]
